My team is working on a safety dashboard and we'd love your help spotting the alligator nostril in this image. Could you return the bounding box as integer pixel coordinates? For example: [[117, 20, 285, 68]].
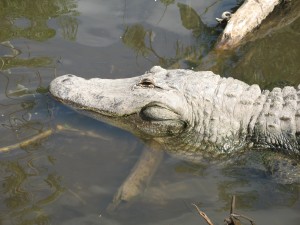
[[62, 78, 70, 83], [61, 78, 73, 85]]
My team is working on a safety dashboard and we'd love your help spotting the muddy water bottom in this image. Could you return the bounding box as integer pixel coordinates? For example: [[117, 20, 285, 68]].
[[0, 0, 300, 224]]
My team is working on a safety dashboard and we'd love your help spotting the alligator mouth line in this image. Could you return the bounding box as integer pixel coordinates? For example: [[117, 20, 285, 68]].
[[51, 95, 130, 118]]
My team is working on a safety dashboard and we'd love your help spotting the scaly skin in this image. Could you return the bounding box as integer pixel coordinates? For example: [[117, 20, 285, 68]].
[[50, 66, 300, 161]]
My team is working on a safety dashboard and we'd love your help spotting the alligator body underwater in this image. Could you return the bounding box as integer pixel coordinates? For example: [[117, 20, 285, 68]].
[[50, 66, 300, 161]]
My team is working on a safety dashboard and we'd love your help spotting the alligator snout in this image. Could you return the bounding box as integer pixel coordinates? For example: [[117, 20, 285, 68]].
[[49, 74, 79, 100], [51, 74, 84, 90]]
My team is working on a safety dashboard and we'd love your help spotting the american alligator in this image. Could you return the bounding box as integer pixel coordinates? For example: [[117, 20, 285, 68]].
[[50, 66, 300, 160], [48, 0, 300, 209], [50, 66, 300, 207]]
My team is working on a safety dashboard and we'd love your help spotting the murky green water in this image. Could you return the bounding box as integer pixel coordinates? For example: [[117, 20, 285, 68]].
[[0, 0, 300, 224]]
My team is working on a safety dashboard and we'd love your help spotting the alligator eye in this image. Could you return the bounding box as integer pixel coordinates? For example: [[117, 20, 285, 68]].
[[138, 78, 155, 88]]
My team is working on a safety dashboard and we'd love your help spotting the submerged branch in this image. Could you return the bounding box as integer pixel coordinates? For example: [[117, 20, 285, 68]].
[[0, 129, 53, 152], [0, 124, 109, 153]]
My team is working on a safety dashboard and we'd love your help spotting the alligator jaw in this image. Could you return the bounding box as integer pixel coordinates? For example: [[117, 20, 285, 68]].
[[49, 74, 143, 117]]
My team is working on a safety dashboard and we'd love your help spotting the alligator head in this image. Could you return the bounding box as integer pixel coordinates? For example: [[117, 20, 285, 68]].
[[50, 66, 264, 159], [50, 66, 192, 137]]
